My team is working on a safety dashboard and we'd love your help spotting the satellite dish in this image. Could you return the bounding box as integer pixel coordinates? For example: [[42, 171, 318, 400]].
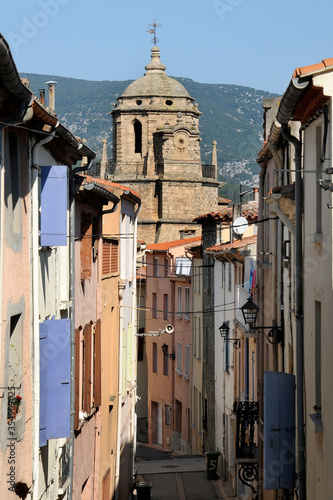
[[233, 216, 248, 235]]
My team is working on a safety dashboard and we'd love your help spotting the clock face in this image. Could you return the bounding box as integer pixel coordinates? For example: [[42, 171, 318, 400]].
[[173, 131, 189, 152]]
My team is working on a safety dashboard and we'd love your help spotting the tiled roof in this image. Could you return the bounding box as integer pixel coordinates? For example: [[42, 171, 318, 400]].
[[206, 235, 257, 253], [194, 202, 258, 223], [78, 174, 140, 201], [147, 235, 201, 252], [293, 58, 333, 78], [218, 196, 232, 205]]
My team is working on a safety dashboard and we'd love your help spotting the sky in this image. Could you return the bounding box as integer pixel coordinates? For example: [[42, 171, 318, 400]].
[[1, 0, 333, 95]]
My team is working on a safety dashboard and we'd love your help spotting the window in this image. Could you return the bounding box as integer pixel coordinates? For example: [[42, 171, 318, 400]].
[[134, 119, 142, 154], [165, 405, 171, 426], [153, 256, 159, 277], [198, 317, 202, 359], [152, 293, 157, 319], [176, 342, 182, 373], [315, 301, 321, 412], [184, 288, 190, 320], [175, 257, 191, 276], [223, 321, 230, 372], [164, 257, 168, 277], [192, 317, 197, 357], [102, 239, 118, 275], [81, 213, 93, 280], [163, 349, 169, 376], [177, 286, 182, 318], [152, 343, 158, 373], [221, 262, 225, 288], [184, 345, 190, 379], [228, 263, 232, 291], [316, 126, 322, 234], [163, 294, 169, 321]]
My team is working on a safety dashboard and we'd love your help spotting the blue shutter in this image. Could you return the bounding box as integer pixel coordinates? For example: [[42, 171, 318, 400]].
[[40, 165, 68, 246], [264, 371, 295, 490], [39, 319, 71, 446]]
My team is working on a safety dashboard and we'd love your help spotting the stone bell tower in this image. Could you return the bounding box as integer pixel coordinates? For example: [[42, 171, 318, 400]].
[[111, 45, 219, 244]]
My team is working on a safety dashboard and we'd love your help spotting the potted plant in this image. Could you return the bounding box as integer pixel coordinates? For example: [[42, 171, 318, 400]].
[[7, 394, 22, 422]]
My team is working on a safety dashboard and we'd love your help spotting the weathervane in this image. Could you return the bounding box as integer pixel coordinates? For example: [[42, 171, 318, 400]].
[[147, 18, 161, 46]]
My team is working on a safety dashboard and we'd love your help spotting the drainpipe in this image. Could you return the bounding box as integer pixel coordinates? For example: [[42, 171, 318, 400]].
[[130, 199, 141, 486], [257, 163, 266, 500], [281, 123, 305, 500], [115, 281, 126, 500], [68, 158, 93, 500], [31, 131, 56, 499]]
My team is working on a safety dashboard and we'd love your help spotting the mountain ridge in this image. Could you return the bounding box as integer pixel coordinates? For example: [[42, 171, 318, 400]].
[[22, 72, 278, 188]]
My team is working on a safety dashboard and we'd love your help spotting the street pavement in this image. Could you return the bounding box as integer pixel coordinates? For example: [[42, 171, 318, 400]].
[[134, 443, 236, 500]]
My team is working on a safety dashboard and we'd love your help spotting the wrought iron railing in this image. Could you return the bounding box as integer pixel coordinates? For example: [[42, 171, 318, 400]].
[[59, 439, 70, 489], [202, 164, 216, 179]]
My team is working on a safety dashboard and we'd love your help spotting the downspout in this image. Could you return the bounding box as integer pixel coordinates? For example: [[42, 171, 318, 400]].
[[68, 158, 93, 500], [257, 160, 267, 500], [281, 123, 306, 500], [130, 200, 141, 487], [31, 131, 56, 499], [115, 282, 126, 500]]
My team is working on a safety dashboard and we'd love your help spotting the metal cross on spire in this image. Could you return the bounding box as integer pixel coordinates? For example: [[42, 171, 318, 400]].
[[147, 18, 161, 46]]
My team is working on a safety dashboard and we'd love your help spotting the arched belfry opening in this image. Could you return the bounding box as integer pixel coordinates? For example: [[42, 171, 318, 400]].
[[134, 119, 142, 154]]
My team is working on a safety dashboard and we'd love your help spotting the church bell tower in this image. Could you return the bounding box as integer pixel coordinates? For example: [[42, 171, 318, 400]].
[[111, 44, 219, 244]]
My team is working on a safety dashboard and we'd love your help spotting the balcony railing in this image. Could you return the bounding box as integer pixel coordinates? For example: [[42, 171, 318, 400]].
[[202, 164, 216, 179]]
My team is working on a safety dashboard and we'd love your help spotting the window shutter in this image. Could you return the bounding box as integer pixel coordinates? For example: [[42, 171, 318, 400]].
[[83, 323, 92, 413], [40, 165, 67, 246], [102, 240, 118, 275], [39, 319, 70, 446], [94, 319, 102, 407], [102, 241, 111, 275], [81, 214, 93, 280], [74, 329, 80, 430], [264, 371, 296, 490]]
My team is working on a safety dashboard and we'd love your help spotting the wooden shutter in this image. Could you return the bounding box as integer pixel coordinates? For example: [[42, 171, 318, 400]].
[[81, 213, 93, 279], [264, 371, 296, 490], [83, 323, 92, 413], [40, 165, 68, 246], [39, 319, 70, 445], [75, 328, 80, 430], [102, 240, 119, 275], [94, 319, 102, 407]]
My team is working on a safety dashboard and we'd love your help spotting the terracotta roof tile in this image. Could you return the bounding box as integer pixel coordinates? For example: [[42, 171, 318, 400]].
[[194, 202, 258, 223], [147, 235, 201, 252], [206, 235, 257, 253], [77, 174, 141, 200], [293, 58, 333, 78]]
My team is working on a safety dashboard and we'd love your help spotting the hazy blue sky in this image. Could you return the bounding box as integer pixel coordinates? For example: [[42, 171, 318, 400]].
[[1, 0, 332, 94]]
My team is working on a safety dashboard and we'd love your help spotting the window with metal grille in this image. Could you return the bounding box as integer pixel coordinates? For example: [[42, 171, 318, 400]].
[[102, 239, 119, 275], [184, 345, 190, 379], [184, 288, 190, 320], [152, 343, 158, 373], [177, 286, 182, 319]]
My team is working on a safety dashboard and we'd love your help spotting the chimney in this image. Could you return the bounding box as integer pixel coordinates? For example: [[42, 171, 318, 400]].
[[39, 89, 45, 106], [100, 139, 108, 179], [45, 80, 57, 114]]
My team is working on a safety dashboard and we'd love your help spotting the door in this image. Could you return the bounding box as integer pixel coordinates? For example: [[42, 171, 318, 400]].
[[157, 403, 163, 445]]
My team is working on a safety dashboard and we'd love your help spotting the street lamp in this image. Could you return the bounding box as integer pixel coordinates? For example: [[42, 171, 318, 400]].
[[161, 343, 175, 360], [240, 298, 283, 345], [218, 322, 241, 349]]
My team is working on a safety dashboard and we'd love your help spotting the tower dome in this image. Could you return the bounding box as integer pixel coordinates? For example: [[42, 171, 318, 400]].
[[120, 46, 190, 99]]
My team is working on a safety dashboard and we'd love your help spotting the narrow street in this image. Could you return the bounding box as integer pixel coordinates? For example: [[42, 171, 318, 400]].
[[134, 443, 236, 500]]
